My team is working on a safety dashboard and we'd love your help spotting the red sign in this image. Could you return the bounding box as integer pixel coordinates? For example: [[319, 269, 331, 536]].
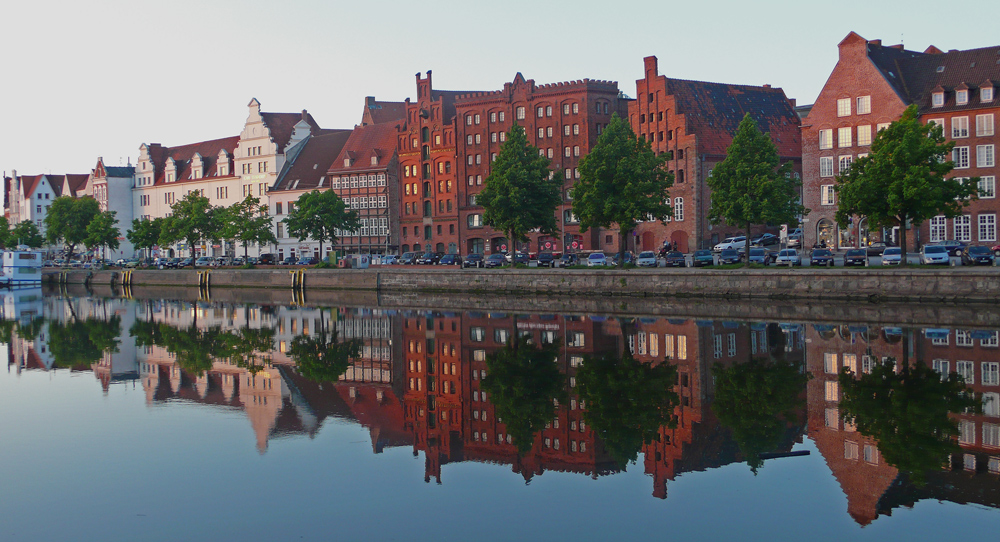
[[501, 244, 507, 250], [571, 241, 579, 248], [545, 242, 551, 249]]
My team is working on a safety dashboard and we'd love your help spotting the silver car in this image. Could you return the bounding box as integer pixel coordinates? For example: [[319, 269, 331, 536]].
[[636, 251, 658, 267], [774, 249, 802, 266], [881, 247, 902, 265], [920, 245, 950, 265]]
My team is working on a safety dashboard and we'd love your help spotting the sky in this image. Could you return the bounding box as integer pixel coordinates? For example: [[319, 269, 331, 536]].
[[2, 0, 998, 184]]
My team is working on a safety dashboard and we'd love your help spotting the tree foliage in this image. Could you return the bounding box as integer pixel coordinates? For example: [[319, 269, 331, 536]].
[[288, 310, 361, 383], [9, 220, 43, 248], [838, 357, 978, 485], [48, 316, 123, 369], [480, 336, 567, 455], [835, 104, 977, 262], [283, 190, 359, 257], [711, 356, 809, 473], [160, 192, 217, 262], [0, 216, 9, 248], [477, 123, 562, 251], [708, 113, 804, 263], [221, 195, 276, 259], [85, 210, 121, 256], [127, 217, 165, 255], [572, 114, 672, 263], [577, 350, 678, 468], [44, 196, 100, 260]]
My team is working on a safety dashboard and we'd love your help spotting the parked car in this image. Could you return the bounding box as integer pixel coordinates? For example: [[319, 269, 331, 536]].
[[536, 252, 556, 267], [587, 253, 608, 267], [416, 252, 439, 265], [920, 245, 950, 265], [484, 254, 507, 268], [935, 239, 968, 257], [636, 251, 658, 268], [438, 254, 462, 266], [664, 251, 687, 267], [463, 254, 485, 268], [215, 257, 231, 266], [962, 246, 995, 266], [231, 256, 246, 266], [195, 256, 214, 267], [810, 248, 835, 267], [297, 257, 318, 265], [864, 242, 888, 257], [610, 252, 635, 266], [559, 253, 580, 267], [775, 249, 802, 266], [787, 228, 803, 247], [993, 244, 1000, 257], [752, 233, 778, 245], [747, 248, 772, 266], [881, 247, 902, 265], [511, 252, 530, 265], [692, 249, 714, 267], [177, 258, 192, 268], [400, 252, 418, 265], [719, 248, 741, 265], [713, 236, 746, 252], [381, 254, 399, 265], [843, 249, 868, 267], [279, 256, 298, 265], [258, 253, 277, 265], [246, 257, 258, 265]]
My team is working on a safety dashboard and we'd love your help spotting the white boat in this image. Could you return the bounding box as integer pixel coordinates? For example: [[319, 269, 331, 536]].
[[2, 246, 45, 286]]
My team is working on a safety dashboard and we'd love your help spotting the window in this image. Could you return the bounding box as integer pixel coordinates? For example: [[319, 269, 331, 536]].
[[537, 128, 544, 139], [856, 96, 871, 114], [857, 125, 872, 146], [573, 103, 579, 114], [957, 360, 975, 383], [954, 215, 972, 242], [275, 202, 283, 215], [959, 420, 976, 445], [545, 106, 552, 117], [952, 117, 970, 138], [825, 381, 839, 401], [824, 353, 838, 374], [844, 441, 859, 460], [674, 197, 684, 221], [474, 114, 481, 125], [516, 107, 525, 120], [929, 215, 947, 242], [978, 145, 995, 167], [537, 106, 544, 118], [838, 155, 853, 174], [956, 90, 969, 105], [954, 146, 970, 168], [820, 157, 834, 177], [982, 87, 994, 102], [979, 213, 997, 242], [713, 334, 722, 359], [825, 408, 839, 429], [985, 362, 1000, 385], [563, 104, 570, 115], [467, 214, 482, 227], [573, 146, 580, 157], [977, 114, 995, 136], [837, 98, 851, 117], [821, 185, 836, 205], [979, 176, 995, 199], [817, 129, 832, 150], [838, 127, 852, 147], [932, 92, 944, 107], [985, 423, 1000, 448], [573, 124, 579, 135], [877, 122, 890, 132]]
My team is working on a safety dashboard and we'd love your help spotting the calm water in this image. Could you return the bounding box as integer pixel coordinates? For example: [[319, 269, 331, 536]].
[[1, 290, 998, 541]]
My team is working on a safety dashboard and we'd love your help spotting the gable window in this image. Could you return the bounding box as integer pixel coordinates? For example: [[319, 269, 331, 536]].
[[982, 87, 994, 102], [819, 157, 834, 177], [956, 90, 969, 105], [837, 98, 851, 117], [977, 114, 995, 136], [838, 127, 852, 147], [857, 125, 872, 146], [838, 155, 853, 173], [952, 117, 970, 138], [821, 185, 836, 205], [819, 129, 833, 150], [856, 96, 871, 114], [932, 92, 945, 107]]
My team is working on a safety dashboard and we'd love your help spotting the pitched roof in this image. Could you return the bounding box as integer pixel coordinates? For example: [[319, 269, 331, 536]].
[[361, 97, 407, 126], [260, 111, 321, 151], [18, 174, 44, 199], [666, 78, 801, 157], [64, 174, 89, 197], [270, 130, 353, 193], [327, 122, 399, 175], [45, 175, 66, 197], [152, 136, 240, 186], [105, 166, 135, 178]]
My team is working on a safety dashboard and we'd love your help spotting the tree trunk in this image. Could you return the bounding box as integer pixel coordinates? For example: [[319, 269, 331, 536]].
[[619, 229, 628, 267], [898, 216, 908, 266], [745, 222, 752, 268]]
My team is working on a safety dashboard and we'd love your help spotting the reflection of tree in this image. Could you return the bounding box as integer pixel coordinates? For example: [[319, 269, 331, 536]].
[[480, 336, 566, 455], [838, 359, 977, 484], [288, 310, 361, 383], [577, 351, 678, 468], [49, 316, 123, 369], [712, 357, 809, 473], [131, 320, 274, 376]]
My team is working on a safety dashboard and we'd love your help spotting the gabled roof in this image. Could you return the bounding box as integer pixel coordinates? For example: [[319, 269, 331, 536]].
[[105, 166, 135, 178], [328, 122, 399, 176], [64, 174, 89, 197], [666, 78, 801, 157], [18, 174, 44, 199], [260, 111, 321, 151], [270, 130, 353, 193], [150, 136, 240, 186], [362, 97, 407, 126]]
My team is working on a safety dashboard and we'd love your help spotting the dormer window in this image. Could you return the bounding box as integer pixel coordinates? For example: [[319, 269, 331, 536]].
[[932, 92, 945, 107], [983, 87, 994, 102], [956, 90, 969, 105], [371, 156, 378, 166], [344, 158, 352, 167]]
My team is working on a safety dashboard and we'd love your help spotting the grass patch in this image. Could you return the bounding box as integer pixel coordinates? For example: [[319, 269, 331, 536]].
[[313, 262, 335, 269], [239, 263, 257, 270]]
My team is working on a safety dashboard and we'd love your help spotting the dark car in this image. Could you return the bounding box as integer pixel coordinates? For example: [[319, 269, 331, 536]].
[[416, 252, 440, 265], [748, 248, 773, 265], [177, 258, 192, 268], [438, 254, 462, 265], [511, 252, 530, 265], [843, 249, 867, 267], [400, 252, 418, 265], [692, 249, 714, 267], [536, 252, 556, 267], [962, 245, 995, 266], [559, 253, 580, 267], [610, 252, 635, 266], [719, 249, 741, 265], [864, 242, 888, 257], [664, 251, 686, 267], [810, 248, 835, 267], [484, 254, 507, 268], [753, 233, 780, 248], [936, 239, 968, 257], [280, 256, 298, 265], [258, 253, 277, 265], [463, 254, 484, 268], [297, 257, 317, 265]]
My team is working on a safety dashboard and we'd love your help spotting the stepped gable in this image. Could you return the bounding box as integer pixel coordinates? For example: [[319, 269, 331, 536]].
[[270, 129, 352, 192], [328, 122, 399, 174], [454, 74, 621, 105], [260, 110, 322, 150], [666, 77, 801, 157], [151, 136, 241, 185], [362, 97, 407, 126]]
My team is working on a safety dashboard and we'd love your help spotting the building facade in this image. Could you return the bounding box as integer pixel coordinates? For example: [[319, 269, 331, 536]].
[[86, 157, 135, 259]]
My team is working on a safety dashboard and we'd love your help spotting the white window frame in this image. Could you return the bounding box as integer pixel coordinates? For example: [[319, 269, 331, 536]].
[[857, 125, 872, 146], [979, 176, 995, 199], [674, 197, 684, 221], [932, 92, 944, 107], [819, 157, 834, 177], [979, 213, 997, 242], [837, 98, 851, 117], [953, 146, 970, 169], [838, 127, 852, 148], [856, 96, 871, 114], [977, 144, 995, 168], [930, 215, 947, 242], [952, 116, 970, 138], [976, 114, 995, 136], [838, 155, 853, 174], [954, 214, 972, 242], [956, 90, 969, 105], [982, 87, 994, 102], [821, 185, 836, 205], [819, 129, 833, 150]]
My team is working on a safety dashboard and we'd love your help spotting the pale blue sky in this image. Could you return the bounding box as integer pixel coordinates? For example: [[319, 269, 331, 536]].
[[2, 0, 997, 180]]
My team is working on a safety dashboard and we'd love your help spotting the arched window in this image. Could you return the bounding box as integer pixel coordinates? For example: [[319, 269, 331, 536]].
[[448, 242, 458, 254], [674, 197, 684, 221], [424, 225, 432, 239], [436, 243, 445, 253]]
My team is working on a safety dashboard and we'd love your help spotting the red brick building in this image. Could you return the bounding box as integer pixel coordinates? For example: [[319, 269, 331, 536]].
[[802, 32, 1000, 251], [629, 56, 803, 252]]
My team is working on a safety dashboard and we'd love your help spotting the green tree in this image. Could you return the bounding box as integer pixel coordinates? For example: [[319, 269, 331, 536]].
[[480, 336, 567, 454], [85, 210, 121, 261], [577, 351, 678, 468], [221, 195, 276, 259], [835, 104, 977, 263], [49, 316, 122, 369], [127, 217, 165, 259], [160, 192, 217, 264], [9, 220, 43, 248], [572, 114, 672, 264], [476, 123, 562, 254], [0, 216, 10, 248], [44, 196, 100, 261], [838, 357, 977, 484], [708, 113, 804, 264], [283, 190, 359, 258], [288, 310, 361, 383], [711, 356, 809, 473]]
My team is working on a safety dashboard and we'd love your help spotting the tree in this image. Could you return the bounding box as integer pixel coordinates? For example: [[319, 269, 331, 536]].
[[283, 190, 359, 258], [44, 196, 100, 261], [288, 310, 361, 383], [127, 217, 164, 258], [85, 210, 121, 261], [711, 356, 809, 473], [476, 123, 562, 254], [708, 113, 804, 265], [221, 195, 276, 259], [835, 104, 977, 263], [0, 216, 9, 248], [572, 114, 672, 264], [9, 220, 43, 248], [49, 316, 122, 369], [160, 192, 217, 264], [480, 336, 566, 454]]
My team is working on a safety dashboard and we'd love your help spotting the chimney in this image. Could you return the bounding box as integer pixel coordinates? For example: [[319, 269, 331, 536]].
[[301, 109, 308, 121], [763, 84, 771, 88], [789, 98, 797, 108], [644, 56, 659, 79], [869, 39, 882, 46]]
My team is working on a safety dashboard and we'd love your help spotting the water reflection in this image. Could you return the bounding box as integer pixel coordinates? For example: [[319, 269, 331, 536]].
[[3, 291, 998, 525]]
